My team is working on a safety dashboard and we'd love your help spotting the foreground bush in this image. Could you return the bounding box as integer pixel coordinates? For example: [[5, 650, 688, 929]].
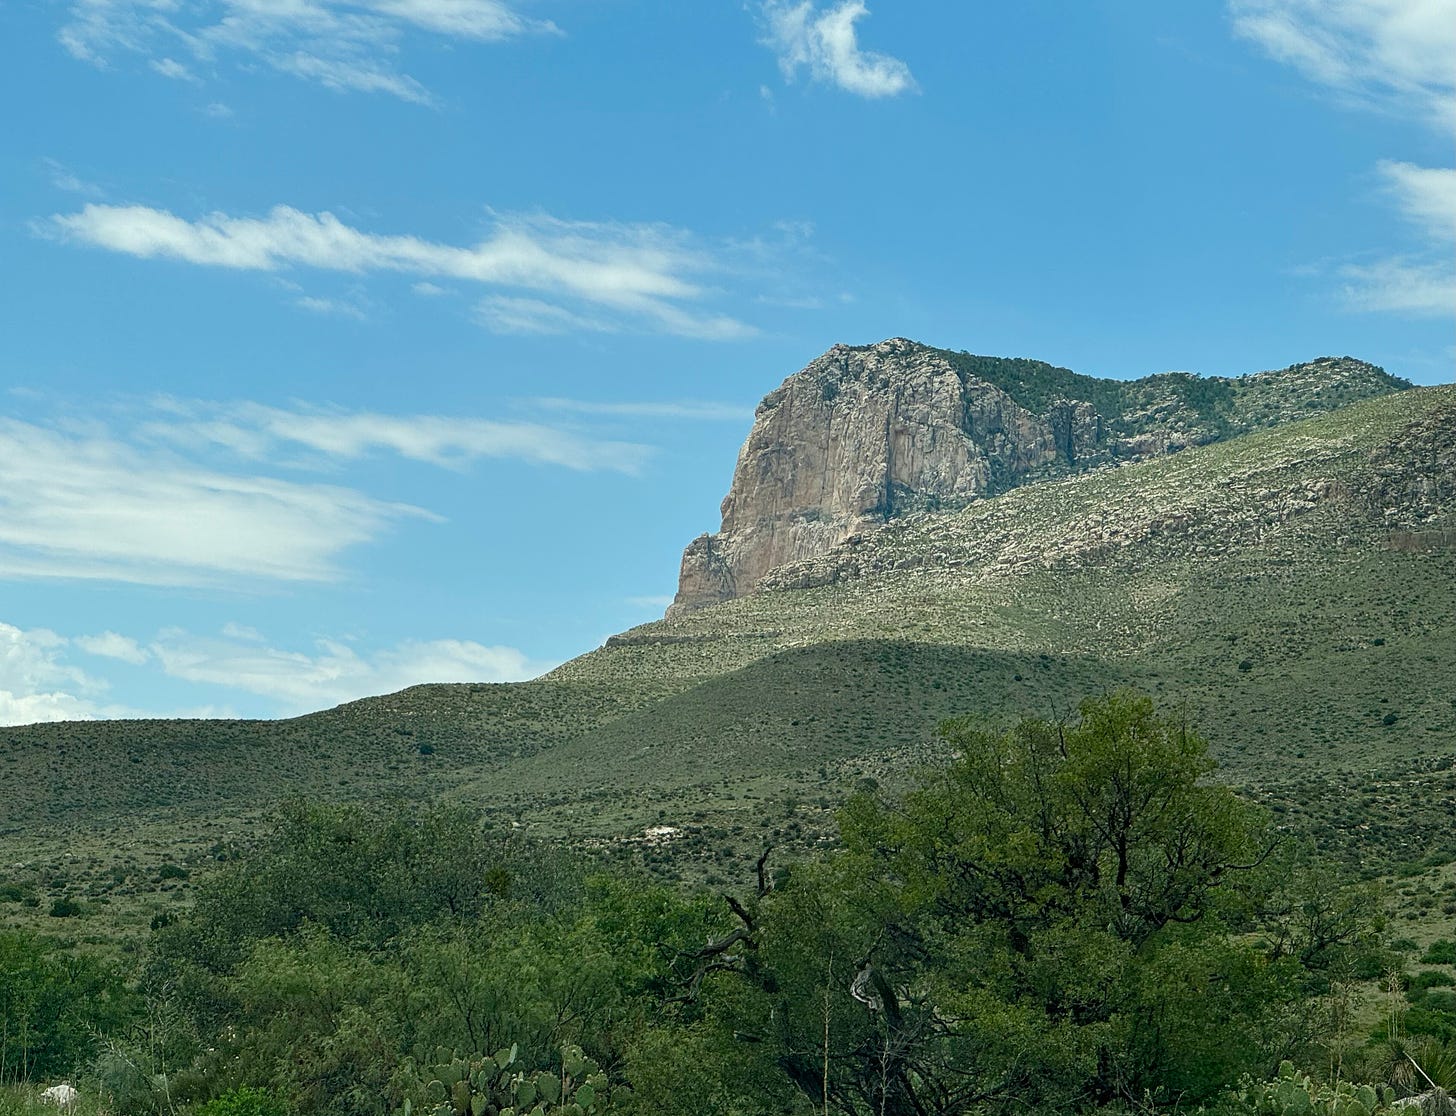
[[0, 931, 136, 1081]]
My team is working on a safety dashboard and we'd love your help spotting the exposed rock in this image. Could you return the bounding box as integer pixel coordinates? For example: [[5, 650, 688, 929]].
[[669, 339, 1409, 614]]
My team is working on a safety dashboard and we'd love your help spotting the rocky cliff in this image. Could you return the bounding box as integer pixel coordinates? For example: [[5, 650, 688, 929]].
[[669, 338, 1409, 614]]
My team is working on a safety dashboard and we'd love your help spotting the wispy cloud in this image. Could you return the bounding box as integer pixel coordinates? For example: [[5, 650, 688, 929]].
[[150, 625, 553, 712], [1230, 0, 1455, 126], [58, 0, 558, 104], [0, 415, 429, 587], [1335, 160, 1456, 315], [761, 1, 916, 99], [1338, 257, 1456, 315], [75, 630, 151, 664], [1329, 158, 1456, 317], [150, 56, 200, 82], [296, 294, 369, 320], [1380, 159, 1456, 240], [529, 397, 754, 421], [1228, 2, 1455, 320], [1, 617, 524, 722], [47, 203, 758, 339], [0, 390, 654, 590], [143, 399, 654, 472], [43, 158, 103, 197], [625, 594, 674, 609]]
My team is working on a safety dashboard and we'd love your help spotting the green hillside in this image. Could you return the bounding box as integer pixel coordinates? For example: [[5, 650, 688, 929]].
[[2, 384, 1452, 940]]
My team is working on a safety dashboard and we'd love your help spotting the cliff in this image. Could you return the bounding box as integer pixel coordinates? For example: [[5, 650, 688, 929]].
[[669, 338, 1408, 613]]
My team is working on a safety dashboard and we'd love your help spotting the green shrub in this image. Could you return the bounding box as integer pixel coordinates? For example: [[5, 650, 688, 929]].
[[1412, 970, 1456, 993], [196, 1086, 290, 1116], [1424, 939, 1456, 964], [0, 931, 137, 1079], [47, 898, 83, 919]]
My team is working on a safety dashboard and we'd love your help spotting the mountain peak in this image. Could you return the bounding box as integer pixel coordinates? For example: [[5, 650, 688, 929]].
[[668, 340, 1408, 615]]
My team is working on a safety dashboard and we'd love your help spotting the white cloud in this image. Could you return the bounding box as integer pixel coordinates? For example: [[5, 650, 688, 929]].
[[761, 1, 916, 98], [49, 204, 757, 339], [529, 397, 754, 421], [625, 594, 674, 609], [1340, 160, 1456, 314], [0, 415, 429, 586], [43, 158, 103, 197], [150, 56, 199, 82], [1380, 160, 1456, 240], [0, 622, 106, 725], [271, 51, 434, 104], [222, 621, 266, 641], [1229, 2, 1455, 320], [368, 0, 553, 39], [59, 0, 557, 103], [143, 399, 655, 472], [478, 296, 618, 335], [0, 393, 656, 592], [75, 630, 151, 664], [1230, 0, 1456, 126], [150, 626, 553, 713], [296, 294, 368, 319], [1339, 257, 1456, 314]]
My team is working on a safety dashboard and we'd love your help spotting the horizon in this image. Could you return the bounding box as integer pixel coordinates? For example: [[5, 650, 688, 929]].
[[1, 1, 1451, 724]]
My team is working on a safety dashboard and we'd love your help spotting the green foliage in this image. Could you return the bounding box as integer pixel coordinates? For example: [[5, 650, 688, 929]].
[[649, 694, 1373, 1115], [47, 898, 82, 919], [139, 802, 712, 1115], [196, 1086, 290, 1116], [392, 1042, 614, 1116], [0, 931, 137, 1081], [147, 802, 587, 1020], [1237, 1062, 1397, 1116], [1423, 941, 1456, 965]]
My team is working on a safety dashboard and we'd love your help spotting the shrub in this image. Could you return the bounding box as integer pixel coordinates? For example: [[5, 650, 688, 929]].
[[1423, 939, 1456, 964], [0, 931, 137, 1079], [196, 1086, 290, 1116]]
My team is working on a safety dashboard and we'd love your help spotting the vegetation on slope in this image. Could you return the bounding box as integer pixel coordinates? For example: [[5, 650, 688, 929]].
[[8, 694, 1446, 1116], [2, 386, 1452, 945]]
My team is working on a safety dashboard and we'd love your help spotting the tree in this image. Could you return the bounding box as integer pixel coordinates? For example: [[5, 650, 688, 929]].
[[680, 692, 1322, 1115]]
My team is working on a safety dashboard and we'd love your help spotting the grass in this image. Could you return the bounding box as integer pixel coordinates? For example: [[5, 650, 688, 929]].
[[0, 1084, 107, 1116]]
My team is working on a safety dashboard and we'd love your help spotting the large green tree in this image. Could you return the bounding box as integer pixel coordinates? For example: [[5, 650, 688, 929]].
[[659, 691, 1332, 1115]]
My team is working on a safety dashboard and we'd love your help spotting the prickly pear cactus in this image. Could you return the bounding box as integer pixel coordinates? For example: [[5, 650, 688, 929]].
[[394, 1042, 615, 1116], [1239, 1062, 1397, 1116]]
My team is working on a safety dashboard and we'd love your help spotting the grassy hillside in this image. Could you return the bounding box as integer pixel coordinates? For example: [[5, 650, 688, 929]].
[[2, 384, 1452, 942]]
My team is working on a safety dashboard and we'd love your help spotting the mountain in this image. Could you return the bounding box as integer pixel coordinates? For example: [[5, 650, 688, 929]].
[[670, 338, 1410, 612], [1, 343, 1450, 943]]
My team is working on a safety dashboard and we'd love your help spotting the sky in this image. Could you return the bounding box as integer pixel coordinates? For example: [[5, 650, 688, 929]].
[[0, 0, 1452, 724]]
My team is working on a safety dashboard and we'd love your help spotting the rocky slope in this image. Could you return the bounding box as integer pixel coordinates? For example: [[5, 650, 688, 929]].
[[669, 339, 1408, 613]]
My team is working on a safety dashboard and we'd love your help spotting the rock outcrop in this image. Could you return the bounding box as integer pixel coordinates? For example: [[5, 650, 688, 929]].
[[668, 339, 1408, 614]]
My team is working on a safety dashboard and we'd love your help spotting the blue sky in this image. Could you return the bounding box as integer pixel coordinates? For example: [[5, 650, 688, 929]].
[[0, 0, 1451, 722]]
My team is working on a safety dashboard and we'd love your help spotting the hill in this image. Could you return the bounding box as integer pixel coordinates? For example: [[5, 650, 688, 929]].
[[0, 351, 1450, 941]]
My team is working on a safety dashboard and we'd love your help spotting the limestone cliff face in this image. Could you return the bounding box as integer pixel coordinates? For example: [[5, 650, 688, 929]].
[[668, 339, 1407, 614], [670, 339, 1081, 613]]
